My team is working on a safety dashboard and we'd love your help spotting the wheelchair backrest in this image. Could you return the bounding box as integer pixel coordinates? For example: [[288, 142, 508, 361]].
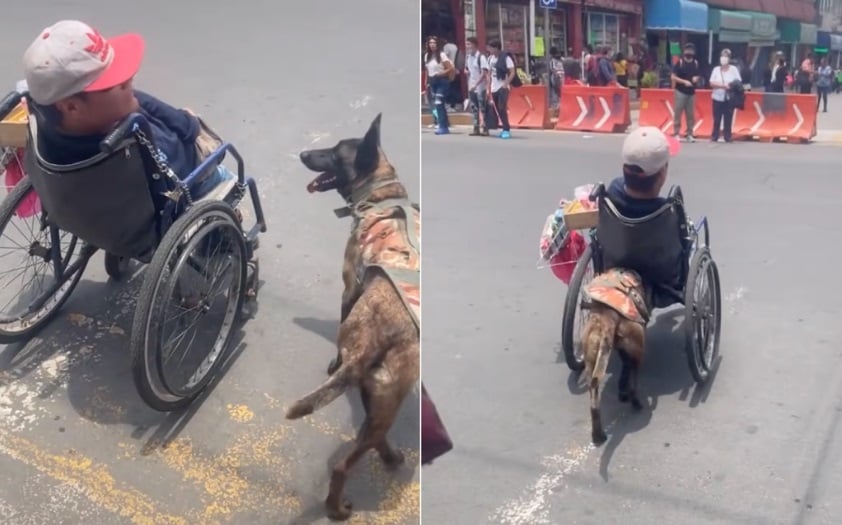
[[596, 196, 686, 288], [23, 117, 159, 258]]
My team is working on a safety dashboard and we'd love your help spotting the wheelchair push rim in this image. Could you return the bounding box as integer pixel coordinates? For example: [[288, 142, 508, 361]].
[[131, 201, 246, 411], [684, 246, 721, 384], [0, 175, 87, 342], [561, 243, 594, 372]]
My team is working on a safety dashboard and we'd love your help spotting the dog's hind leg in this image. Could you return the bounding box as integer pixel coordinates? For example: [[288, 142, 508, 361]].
[[589, 329, 613, 446], [617, 350, 632, 403], [618, 321, 646, 411]]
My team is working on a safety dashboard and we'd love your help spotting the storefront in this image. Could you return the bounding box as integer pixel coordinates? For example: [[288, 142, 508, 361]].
[[816, 31, 831, 57], [584, 0, 643, 57], [832, 34, 842, 67], [778, 20, 818, 65]]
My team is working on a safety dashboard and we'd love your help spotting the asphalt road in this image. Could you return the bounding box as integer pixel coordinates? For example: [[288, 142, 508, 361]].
[[0, 2, 419, 524], [421, 129, 842, 525]]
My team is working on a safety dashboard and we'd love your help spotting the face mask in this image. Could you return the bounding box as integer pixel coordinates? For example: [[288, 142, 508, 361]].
[[720, 56, 729, 66], [684, 54, 694, 60]]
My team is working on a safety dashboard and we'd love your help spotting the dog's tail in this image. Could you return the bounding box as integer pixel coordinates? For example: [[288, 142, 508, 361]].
[[580, 313, 617, 389], [285, 349, 357, 420]]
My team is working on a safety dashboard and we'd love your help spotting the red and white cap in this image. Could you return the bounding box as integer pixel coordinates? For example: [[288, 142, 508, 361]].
[[23, 20, 145, 105]]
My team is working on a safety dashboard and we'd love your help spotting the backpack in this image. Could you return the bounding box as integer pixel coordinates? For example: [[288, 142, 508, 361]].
[[496, 51, 523, 87]]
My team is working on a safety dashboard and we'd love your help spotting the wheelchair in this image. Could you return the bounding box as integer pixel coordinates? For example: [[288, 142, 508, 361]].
[[560, 182, 722, 384], [0, 90, 267, 411]]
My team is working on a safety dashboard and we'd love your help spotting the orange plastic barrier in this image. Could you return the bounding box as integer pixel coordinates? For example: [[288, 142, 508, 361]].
[[503, 85, 551, 129], [639, 89, 817, 142], [638, 88, 713, 138], [555, 84, 631, 133], [731, 92, 817, 142]]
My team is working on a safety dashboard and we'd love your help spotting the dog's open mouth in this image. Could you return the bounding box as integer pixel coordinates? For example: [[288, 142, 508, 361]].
[[307, 172, 339, 193]]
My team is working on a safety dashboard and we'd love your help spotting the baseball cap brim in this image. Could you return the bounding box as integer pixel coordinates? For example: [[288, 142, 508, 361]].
[[83, 33, 144, 92]]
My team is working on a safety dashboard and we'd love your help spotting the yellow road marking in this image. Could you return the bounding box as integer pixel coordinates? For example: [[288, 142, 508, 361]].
[[225, 403, 255, 423], [0, 430, 187, 525]]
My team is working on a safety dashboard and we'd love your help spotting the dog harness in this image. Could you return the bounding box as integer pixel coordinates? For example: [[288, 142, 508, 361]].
[[336, 179, 421, 332], [585, 268, 650, 324]]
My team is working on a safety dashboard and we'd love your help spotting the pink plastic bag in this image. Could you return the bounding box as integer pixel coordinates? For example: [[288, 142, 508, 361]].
[[549, 230, 586, 284], [4, 149, 41, 218]]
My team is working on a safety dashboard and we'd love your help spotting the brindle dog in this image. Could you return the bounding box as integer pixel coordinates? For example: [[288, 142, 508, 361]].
[[580, 268, 648, 446], [287, 114, 420, 521]]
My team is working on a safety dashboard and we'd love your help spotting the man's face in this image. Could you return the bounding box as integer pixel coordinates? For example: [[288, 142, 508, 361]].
[[487, 45, 497, 55], [466, 41, 475, 54], [57, 77, 138, 134]]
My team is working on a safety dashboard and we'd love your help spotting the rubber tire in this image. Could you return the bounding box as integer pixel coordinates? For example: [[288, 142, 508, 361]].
[[561, 243, 593, 372], [104, 253, 131, 281], [684, 246, 722, 385], [130, 200, 246, 412], [0, 176, 87, 343]]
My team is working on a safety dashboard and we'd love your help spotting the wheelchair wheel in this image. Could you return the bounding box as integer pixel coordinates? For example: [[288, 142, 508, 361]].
[[104, 253, 131, 281], [684, 246, 722, 384], [0, 177, 88, 343], [130, 200, 247, 412], [561, 244, 594, 372]]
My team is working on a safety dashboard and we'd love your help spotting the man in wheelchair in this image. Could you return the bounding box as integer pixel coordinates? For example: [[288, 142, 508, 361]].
[[22, 19, 258, 298], [22, 19, 231, 201], [595, 126, 690, 311]]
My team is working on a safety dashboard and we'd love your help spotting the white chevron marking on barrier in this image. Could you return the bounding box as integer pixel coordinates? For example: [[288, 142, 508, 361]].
[[660, 100, 674, 133], [788, 104, 804, 134], [594, 96, 611, 129], [572, 96, 587, 126], [749, 101, 765, 134]]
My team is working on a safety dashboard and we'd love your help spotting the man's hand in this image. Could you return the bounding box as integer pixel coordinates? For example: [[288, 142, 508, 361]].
[[692, 75, 700, 84]]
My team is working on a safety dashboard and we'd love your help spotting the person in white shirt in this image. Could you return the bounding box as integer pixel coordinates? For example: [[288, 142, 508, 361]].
[[487, 39, 515, 139], [709, 48, 742, 143], [425, 36, 454, 135], [464, 36, 489, 136]]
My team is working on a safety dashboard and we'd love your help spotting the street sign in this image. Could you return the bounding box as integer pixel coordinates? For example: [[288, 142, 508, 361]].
[[538, 0, 558, 9]]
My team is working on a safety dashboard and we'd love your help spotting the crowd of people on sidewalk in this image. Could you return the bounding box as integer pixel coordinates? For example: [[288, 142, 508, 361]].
[[424, 34, 840, 140]]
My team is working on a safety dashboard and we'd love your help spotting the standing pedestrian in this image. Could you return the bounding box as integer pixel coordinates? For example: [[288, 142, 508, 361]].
[[816, 57, 832, 113], [770, 53, 788, 93], [670, 43, 701, 142], [614, 52, 628, 87], [425, 36, 454, 135], [548, 47, 565, 109], [797, 53, 815, 95], [464, 36, 489, 136], [709, 49, 741, 143], [487, 39, 515, 139]]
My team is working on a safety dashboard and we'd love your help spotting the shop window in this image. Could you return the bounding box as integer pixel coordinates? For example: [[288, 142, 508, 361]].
[[587, 12, 621, 55]]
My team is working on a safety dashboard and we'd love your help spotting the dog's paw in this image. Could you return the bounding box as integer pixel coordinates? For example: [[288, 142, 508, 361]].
[[326, 498, 353, 521], [630, 397, 644, 411], [381, 449, 405, 469], [592, 430, 608, 447], [326, 358, 342, 376]]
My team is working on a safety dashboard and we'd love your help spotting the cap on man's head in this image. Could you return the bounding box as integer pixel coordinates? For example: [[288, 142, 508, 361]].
[[622, 126, 670, 177], [23, 20, 144, 106]]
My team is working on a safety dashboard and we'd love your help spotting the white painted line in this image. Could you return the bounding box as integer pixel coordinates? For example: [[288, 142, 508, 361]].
[[490, 443, 594, 525], [595, 96, 611, 130], [572, 96, 587, 127]]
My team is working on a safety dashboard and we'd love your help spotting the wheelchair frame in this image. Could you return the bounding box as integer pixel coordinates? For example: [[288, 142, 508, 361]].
[[0, 90, 268, 411], [560, 182, 722, 385]]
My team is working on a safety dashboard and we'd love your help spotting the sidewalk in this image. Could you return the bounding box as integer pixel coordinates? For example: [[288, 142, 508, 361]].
[[422, 94, 842, 144]]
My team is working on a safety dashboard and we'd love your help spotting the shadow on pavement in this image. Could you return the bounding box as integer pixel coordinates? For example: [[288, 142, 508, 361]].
[[0, 263, 253, 455]]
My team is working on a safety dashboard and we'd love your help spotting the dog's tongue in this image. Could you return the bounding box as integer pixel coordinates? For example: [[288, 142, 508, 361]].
[[307, 180, 318, 193]]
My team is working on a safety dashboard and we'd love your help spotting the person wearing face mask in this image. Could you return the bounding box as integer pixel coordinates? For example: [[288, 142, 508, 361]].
[[709, 49, 742, 143], [670, 43, 700, 143]]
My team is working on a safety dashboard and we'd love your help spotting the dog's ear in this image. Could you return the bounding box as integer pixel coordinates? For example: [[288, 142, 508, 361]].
[[354, 113, 382, 174]]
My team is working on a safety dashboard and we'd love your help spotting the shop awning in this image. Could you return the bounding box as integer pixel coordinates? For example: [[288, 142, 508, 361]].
[[644, 0, 708, 33], [832, 34, 842, 51], [759, 0, 787, 18], [709, 9, 752, 43], [734, 11, 779, 46], [778, 20, 818, 45]]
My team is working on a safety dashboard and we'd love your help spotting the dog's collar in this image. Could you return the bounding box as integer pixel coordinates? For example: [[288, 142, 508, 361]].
[[333, 178, 404, 218]]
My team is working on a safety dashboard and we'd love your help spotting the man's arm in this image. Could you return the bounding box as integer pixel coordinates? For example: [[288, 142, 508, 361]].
[[505, 56, 516, 86], [134, 90, 200, 143]]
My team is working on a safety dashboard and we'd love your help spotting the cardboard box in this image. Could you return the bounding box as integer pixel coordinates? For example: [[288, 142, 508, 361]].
[[562, 199, 598, 230], [0, 102, 28, 148]]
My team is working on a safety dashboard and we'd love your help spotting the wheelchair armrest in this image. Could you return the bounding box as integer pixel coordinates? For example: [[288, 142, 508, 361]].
[[100, 113, 154, 154], [589, 182, 606, 202]]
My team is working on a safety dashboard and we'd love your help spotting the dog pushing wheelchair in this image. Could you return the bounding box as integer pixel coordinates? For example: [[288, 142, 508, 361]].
[[0, 88, 267, 412], [560, 182, 722, 384]]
